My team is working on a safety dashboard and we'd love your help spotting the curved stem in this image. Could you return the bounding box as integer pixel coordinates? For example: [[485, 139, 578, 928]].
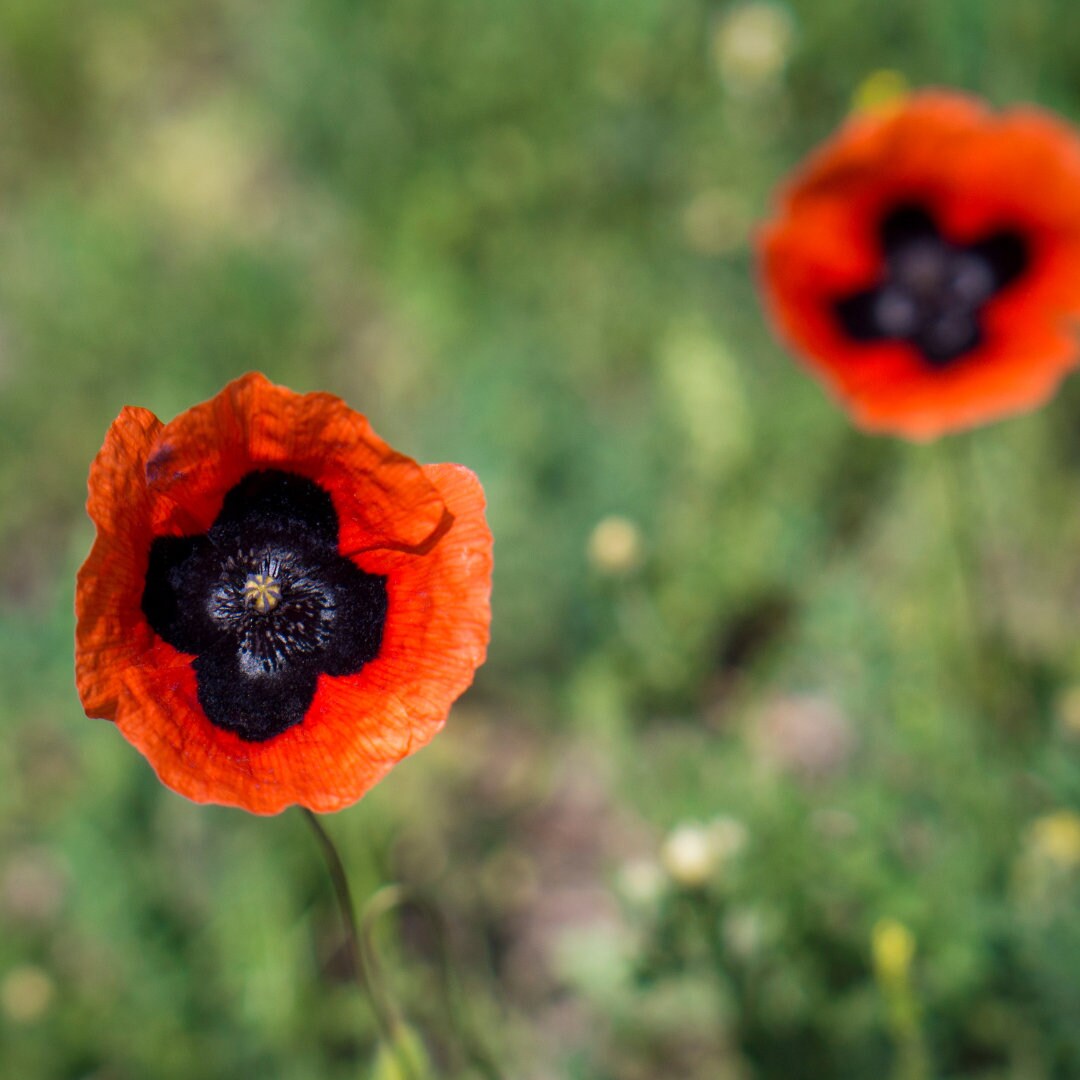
[[300, 809, 414, 1075], [360, 885, 507, 1080], [934, 438, 994, 715]]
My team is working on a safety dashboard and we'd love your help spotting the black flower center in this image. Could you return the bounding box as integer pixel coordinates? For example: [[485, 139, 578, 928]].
[[833, 203, 1029, 367], [142, 470, 388, 743]]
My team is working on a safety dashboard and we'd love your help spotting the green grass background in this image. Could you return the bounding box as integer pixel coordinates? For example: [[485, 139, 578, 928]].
[[3, 1, 1080, 1076]]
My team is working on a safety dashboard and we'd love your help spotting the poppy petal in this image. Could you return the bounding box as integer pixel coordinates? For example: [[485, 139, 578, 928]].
[[144, 372, 448, 551], [76, 406, 167, 719]]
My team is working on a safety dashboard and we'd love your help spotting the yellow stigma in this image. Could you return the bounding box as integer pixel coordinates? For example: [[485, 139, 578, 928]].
[[243, 573, 282, 614]]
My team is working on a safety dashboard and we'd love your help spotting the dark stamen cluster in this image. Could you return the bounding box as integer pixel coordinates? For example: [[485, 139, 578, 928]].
[[834, 204, 1029, 366], [208, 547, 336, 675], [142, 470, 388, 742]]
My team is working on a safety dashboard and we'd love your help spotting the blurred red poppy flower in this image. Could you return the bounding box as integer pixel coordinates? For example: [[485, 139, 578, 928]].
[[759, 91, 1080, 439], [75, 373, 493, 815]]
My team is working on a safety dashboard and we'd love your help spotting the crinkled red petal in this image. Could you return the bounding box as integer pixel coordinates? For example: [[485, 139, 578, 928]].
[[143, 372, 447, 550]]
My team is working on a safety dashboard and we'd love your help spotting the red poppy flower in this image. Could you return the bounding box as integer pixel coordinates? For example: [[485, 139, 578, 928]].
[[758, 91, 1080, 439], [75, 373, 493, 815]]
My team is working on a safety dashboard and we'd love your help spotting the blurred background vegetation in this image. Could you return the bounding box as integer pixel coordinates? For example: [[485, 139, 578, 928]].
[[3, 0, 1080, 1076]]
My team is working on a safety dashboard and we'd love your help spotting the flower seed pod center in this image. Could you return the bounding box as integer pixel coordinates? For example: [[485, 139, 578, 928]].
[[243, 573, 282, 614]]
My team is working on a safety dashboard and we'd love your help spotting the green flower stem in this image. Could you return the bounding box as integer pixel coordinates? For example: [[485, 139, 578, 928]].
[[360, 885, 507, 1080], [300, 809, 420, 1080], [934, 438, 996, 718]]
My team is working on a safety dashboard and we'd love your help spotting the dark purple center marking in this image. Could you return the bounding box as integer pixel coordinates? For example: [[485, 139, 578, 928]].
[[142, 470, 388, 742], [834, 203, 1029, 367]]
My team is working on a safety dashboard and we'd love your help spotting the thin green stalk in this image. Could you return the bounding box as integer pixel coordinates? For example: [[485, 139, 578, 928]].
[[360, 885, 507, 1080], [300, 809, 419, 1080], [934, 437, 995, 719]]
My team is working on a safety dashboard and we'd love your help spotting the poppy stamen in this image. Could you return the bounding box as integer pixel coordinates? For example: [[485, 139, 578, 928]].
[[244, 573, 282, 614]]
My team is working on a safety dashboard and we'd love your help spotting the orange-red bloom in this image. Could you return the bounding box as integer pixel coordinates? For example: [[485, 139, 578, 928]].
[[75, 373, 493, 815], [759, 91, 1080, 439]]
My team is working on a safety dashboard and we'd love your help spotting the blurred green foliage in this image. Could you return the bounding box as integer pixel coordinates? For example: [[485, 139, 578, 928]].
[[3, 0, 1080, 1077]]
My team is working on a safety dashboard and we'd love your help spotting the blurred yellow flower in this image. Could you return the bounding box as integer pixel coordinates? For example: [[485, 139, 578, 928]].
[[1028, 811, 1080, 869], [851, 69, 910, 116], [587, 516, 644, 575], [872, 918, 915, 986], [711, 2, 797, 97], [1, 965, 55, 1024], [872, 919, 928, 1073]]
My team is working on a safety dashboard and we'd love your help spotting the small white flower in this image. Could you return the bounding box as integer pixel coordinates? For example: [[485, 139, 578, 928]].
[[587, 516, 644, 575], [661, 823, 720, 888]]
